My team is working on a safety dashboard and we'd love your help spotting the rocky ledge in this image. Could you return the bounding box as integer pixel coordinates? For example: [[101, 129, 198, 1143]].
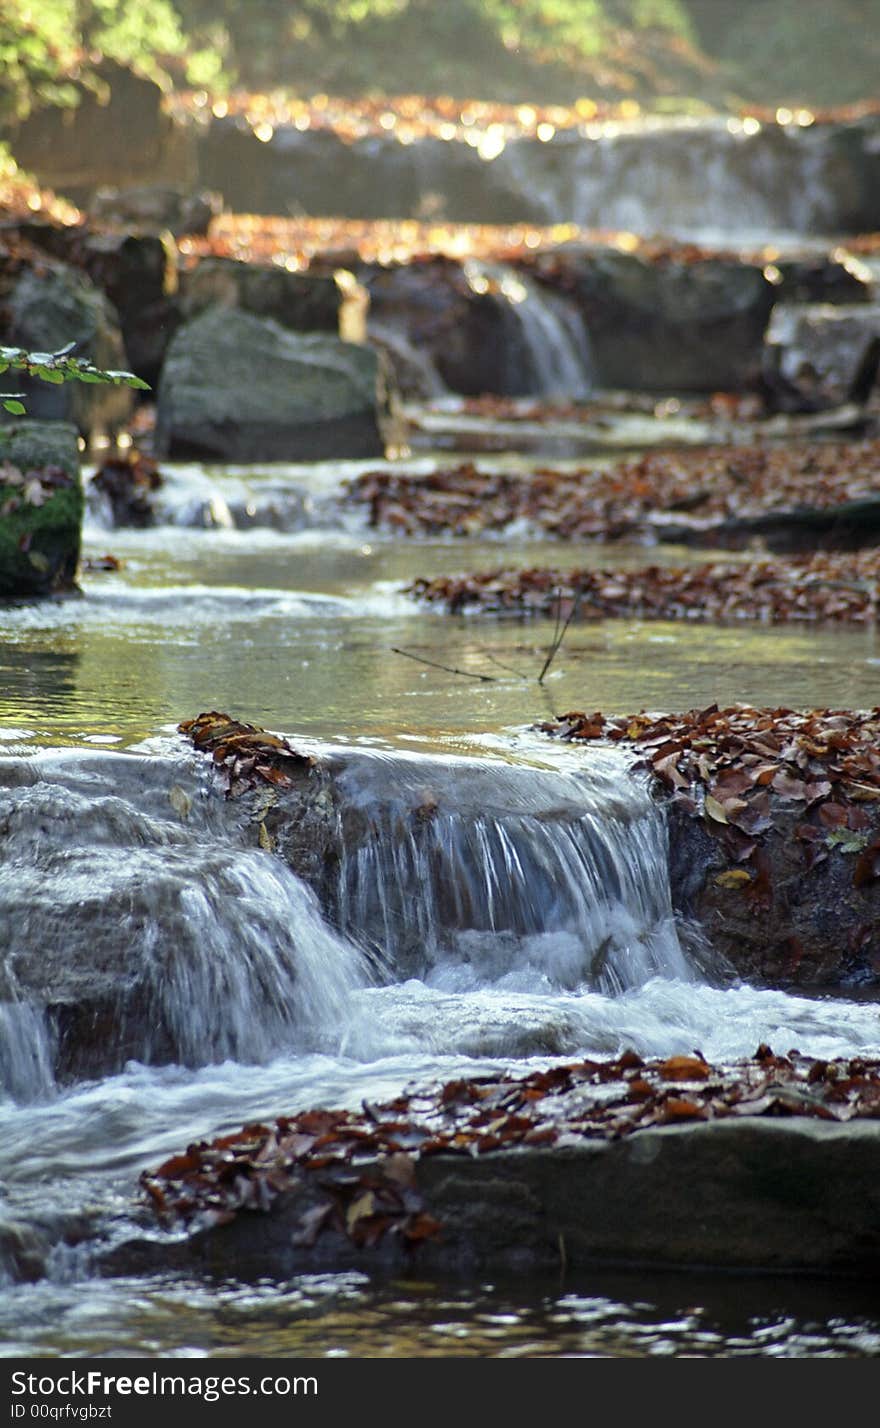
[[541, 704, 880, 986], [105, 1048, 880, 1280], [183, 707, 880, 989]]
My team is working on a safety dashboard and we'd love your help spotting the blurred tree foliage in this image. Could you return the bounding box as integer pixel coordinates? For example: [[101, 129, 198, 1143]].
[[1, 0, 698, 117], [2, 1, 877, 115]]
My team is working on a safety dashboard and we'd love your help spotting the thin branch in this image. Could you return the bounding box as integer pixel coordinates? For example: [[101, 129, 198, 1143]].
[[538, 590, 580, 685], [391, 647, 496, 682], [477, 649, 530, 680]]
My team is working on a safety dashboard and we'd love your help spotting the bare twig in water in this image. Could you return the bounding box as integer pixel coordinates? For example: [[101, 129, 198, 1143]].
[[478, 649, 530, 681], [538, 588, 580, 685], [391, 647, 496, 682]]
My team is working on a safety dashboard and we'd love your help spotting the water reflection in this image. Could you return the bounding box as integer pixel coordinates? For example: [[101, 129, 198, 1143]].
[[2, 1268, 879, 1358], [0, 522, 879, 753]]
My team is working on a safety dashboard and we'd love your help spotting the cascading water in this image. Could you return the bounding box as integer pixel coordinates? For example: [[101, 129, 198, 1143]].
[[462, 259, 593, 398], [0, 750, 374, 1094], [496, 118, 849, 243], [330, 748, 701, 998]]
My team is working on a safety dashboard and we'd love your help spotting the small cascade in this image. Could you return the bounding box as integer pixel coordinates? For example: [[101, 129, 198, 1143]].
[[463, 259, 593, 398], [0, 1002, 56, 1104], [330, 749, 702, 997], [85, 463, 336, 533], [498, 119, 847, 242], [0, 752, 373, 1091]]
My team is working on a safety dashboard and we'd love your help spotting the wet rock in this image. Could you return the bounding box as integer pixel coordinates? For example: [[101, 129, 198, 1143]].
[[0, 420, 82, 598], [540, 247, 776, 392], [0, 260, 134, 438], [772, 251, 875, 306], [666, 798, 880, 986], [88, 185, 221, 237], [154, 307, 393, 462], [196, 122, 531, 223], [826, 115, 880, 233], [105, 1119, 880, 1280], [89, 450, 163, 528], [0, 746, 336, 1082], [180, 257, 345, 335], [362, 257, 552, 397], [762, 302, 880, 411], [78, 230, 181, 389], [542, 705, 880, 988]]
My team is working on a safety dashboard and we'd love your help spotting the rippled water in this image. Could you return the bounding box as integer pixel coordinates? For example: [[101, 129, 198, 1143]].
[[2, 459, 880, 1358]]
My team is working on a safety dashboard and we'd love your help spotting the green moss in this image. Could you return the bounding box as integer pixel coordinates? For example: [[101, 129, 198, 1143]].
[[0, 420, 83, 598]]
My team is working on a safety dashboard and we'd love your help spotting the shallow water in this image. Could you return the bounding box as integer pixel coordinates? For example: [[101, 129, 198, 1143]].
[[1, 462, 878, 750], [1, 458, 879, 1358]]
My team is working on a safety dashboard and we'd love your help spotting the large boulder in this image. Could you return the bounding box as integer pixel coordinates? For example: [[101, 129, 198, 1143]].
[[762, 302, 880, 411], [180, 257, 345, 336], [535, 247, 777, 392], [0, 421, 82, 598], [667, 797, 880, 987], [155, 307, 393, 461], [110, 1115, 880, 1281], [0, 260, 134, 438]]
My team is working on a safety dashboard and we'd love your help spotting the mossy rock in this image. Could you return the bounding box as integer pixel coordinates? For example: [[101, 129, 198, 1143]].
[[0, 421, 83, 598]]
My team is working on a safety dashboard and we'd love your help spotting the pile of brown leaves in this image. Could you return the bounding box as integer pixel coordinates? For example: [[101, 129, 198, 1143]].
[[172, 88, 876, 150], [407, 550, 880, 625], [182, 213, 780, 272], [540, 704, 880, 890], [142, 1047, 880, 1243], [172, 90, 643, 148], [346, 440, 880, 542], [182, 214, 599, 270], [178, 712, 314, 799]]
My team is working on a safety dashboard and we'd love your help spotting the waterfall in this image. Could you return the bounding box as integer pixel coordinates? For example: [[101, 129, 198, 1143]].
[[0, 752, 373, 1092], [0, 743, 719, 1098], [463, 259, 593, 398], [330, 749, 701, 997], [0, 1002, 56, 1104], [497, 119, 846, 243]]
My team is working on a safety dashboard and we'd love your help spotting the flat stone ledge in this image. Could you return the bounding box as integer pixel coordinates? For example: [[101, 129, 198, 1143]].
[[105, 1118, 880, 1281]]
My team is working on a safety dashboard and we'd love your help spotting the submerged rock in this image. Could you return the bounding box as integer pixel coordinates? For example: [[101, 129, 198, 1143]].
[[155, 306, 394, 461], [0, 420, 82, 598]]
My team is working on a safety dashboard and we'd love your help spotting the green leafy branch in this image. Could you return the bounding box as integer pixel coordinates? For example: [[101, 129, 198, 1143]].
[[0, 342, 150, 415]]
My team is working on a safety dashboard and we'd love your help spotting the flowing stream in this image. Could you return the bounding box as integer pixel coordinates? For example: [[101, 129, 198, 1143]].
[[2, 460, 880, 1356]]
